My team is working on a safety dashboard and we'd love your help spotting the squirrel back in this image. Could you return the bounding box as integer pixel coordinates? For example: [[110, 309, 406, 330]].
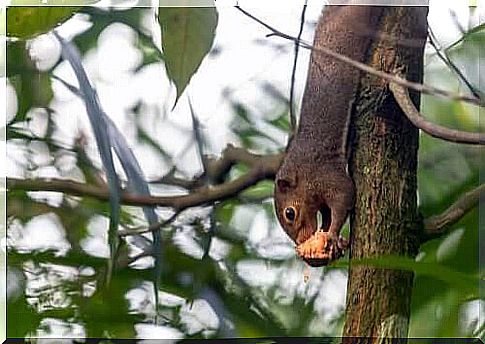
[[274, 6, 384, 265]]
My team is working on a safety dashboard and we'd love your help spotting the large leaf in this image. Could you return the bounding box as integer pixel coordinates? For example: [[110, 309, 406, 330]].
[[7, 6, 80, 39], [158, 5, 218, 106]]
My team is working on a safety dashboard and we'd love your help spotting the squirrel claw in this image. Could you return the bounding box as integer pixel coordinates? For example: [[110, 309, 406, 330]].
[[337, 236, 349, 251]]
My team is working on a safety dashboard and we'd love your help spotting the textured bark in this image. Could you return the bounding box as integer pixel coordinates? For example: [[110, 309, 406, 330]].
[[342, 7, 428, 340]]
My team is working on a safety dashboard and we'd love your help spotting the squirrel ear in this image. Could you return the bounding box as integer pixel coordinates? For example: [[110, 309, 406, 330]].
[[276, 177, 296, 193]]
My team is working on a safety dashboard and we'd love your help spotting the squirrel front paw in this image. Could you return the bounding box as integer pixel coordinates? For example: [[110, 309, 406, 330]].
[[296, 231, 348, 266]]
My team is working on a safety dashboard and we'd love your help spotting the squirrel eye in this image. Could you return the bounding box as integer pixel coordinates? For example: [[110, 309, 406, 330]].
[[284, 207, 297, 223]]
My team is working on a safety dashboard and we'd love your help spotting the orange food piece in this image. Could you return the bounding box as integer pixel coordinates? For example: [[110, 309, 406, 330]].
[[296, 231, 332, 260], [296, 231, 347, 266]]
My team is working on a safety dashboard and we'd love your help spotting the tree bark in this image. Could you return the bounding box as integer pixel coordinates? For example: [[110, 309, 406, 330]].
[[343, 7, 428, 341]]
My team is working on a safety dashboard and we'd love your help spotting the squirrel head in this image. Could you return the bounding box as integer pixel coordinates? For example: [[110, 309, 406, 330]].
[[274, 165, 331, 245]]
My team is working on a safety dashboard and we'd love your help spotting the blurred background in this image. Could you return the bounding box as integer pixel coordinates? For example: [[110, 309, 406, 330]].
[[3, 0, 484, 340]]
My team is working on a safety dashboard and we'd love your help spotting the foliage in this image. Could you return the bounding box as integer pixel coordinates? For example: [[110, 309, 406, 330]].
[[5, 4, 484, 340], [7, 7, 80, 39], [158, 5, 218, 106]]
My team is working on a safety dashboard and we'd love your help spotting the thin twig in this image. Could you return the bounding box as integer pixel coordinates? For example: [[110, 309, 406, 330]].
[[118, 212, 181, 237], [235, 6, 484, 107], [118, 250, 154, 269], [428, 27, 482, 99], [188, 95, 209, 175], [449, 9, 466, 35], [390, 82, 485, 145], [149, 171, 204, 190], [443, 23, 485, 53], [424, 183, 485, 235], [288, 1, 308, 144]]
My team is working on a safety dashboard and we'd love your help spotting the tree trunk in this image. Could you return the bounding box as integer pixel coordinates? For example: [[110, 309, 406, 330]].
[[343, 7, 428, 341]]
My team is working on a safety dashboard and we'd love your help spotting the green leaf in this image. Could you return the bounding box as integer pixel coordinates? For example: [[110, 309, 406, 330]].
[[7, 286, 42, 337], [136, 32, 164, 68], [158, 5, 218, 106], [269, 112, 290, 132], [409, 285, 464, 337], [343, 255, 479, 297], [9, 70, 54, 122], [214, 199, 240, 226], [7, 6, 81, 39], [240, 180, 274, 199]]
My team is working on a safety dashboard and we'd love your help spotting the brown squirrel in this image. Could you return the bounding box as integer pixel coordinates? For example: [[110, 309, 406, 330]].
[[274, 6, 384, 266]]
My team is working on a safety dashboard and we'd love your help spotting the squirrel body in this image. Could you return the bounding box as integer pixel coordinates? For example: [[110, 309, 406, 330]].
[[274, 6, 384, 265]]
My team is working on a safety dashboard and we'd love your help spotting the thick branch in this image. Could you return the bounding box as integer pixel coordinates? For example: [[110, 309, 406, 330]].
[[424, 183, 485, 236], [7, 149, 282, 211], [390, 82, 485, 145]]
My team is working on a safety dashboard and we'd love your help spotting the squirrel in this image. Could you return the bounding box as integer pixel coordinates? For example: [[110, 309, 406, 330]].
[[274, 6, 384, 266]]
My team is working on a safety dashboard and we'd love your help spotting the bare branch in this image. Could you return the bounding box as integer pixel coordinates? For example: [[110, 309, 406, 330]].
[[288, 1, 308, 143], [7, 147, 282, 211], [5, 169, 269, 209], [235, 6, 484, 107], [424, 183, 485, 235], [150, 145, 268, 189], [205, 144, 282, 183], [390, 82, 485, 145]]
